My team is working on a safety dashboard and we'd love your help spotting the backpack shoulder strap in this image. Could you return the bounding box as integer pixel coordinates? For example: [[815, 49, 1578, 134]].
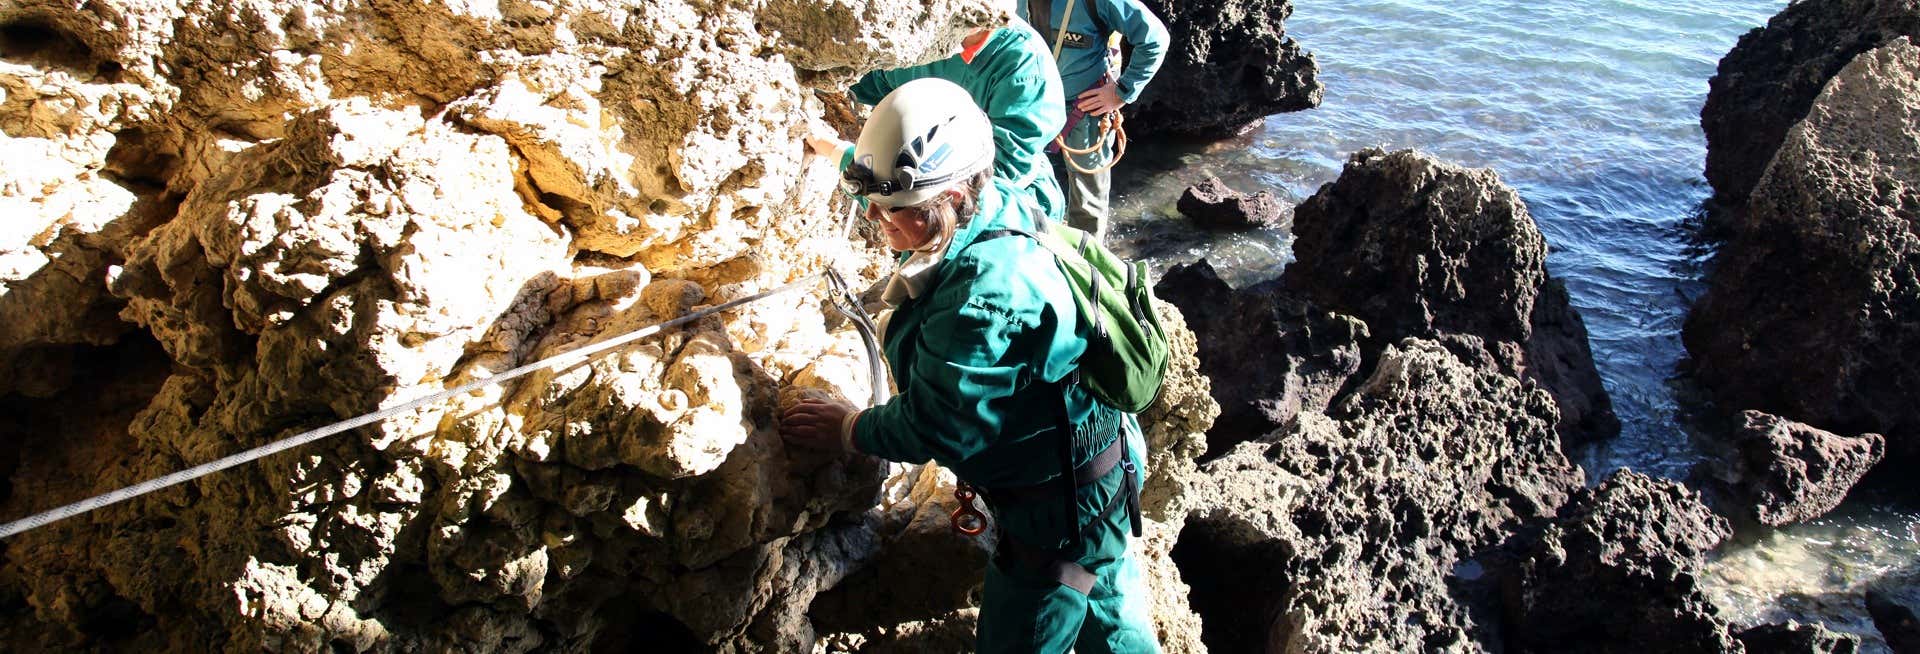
[[969, 228, 1032, 245], [1028, 0, 1053, 33]]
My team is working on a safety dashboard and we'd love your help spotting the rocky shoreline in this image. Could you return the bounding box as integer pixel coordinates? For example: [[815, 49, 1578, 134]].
[[0, 0, 1915, 651]]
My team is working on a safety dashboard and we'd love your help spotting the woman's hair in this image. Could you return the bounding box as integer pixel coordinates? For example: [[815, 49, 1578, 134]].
[[904, 169, 994, 251]]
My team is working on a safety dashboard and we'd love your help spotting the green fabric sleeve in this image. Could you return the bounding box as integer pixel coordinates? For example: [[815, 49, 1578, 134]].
[[853, 256, 1039, 465], [1105, 0, 1169, 104], [985, 68, 1063, 184], [849, 70, 896, 107]]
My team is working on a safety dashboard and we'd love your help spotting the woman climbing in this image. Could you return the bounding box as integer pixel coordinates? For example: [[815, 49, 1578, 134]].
[[781, 77, 1158, 653]]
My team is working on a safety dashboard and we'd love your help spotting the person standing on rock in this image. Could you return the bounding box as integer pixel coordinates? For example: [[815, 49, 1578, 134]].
[[808, 19, 1070, 222], [1018, 0, 1167, 242], [783, 78, 1158, 653]]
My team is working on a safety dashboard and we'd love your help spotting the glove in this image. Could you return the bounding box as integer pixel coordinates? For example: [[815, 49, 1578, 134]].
[[781, 398, 863, 453]]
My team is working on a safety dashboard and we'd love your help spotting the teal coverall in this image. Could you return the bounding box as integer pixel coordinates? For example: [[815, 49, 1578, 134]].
[[852, 178, 1158, 653], [1017, 0, 1168, 240], [849, 25, 1069, 222]]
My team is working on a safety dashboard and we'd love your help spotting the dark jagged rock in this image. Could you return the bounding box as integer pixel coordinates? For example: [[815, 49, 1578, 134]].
[[1177, 177, 1286, 230], [1736, 621, 1862, 654], [1174, 339, 1583, 652], [1867, 568, 1920, 653], [1685, 39, 1920, 465], [1282, 148, 1618, 447], [1700, 0, 1920, 228], [1499, 470, 1740, 654], [1127, 0, 1322, 139], [1154, 260, 1363, 453], [1692, 411, 1885, 527]]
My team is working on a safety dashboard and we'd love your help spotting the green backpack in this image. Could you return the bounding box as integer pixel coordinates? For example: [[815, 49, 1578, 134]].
[[976, 221, 1170, 413]]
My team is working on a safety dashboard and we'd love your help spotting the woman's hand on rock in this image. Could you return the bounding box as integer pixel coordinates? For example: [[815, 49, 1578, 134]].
[[805, 130, 851, 160], [781, 398, 860, 452]]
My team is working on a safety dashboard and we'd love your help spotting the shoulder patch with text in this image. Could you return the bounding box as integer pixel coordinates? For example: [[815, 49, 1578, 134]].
[[1056, 30, 1097, 49]]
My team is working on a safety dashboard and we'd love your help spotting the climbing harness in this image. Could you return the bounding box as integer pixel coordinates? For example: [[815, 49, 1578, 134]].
[[945, 372, 1142, 595], [0, 271, 891, 540]]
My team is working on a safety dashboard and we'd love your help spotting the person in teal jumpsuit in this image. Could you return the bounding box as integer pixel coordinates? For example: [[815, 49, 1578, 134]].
[[1018, 0, 1167, 241], [808, 22, 1069, 222], [783, 78, 1158, 653]]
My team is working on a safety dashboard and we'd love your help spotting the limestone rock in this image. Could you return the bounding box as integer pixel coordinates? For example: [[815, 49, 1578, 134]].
[[1128, 0, 1322, 139], [1177, 176, 1286, 230], [1685, 39, 1920, 465], [1700, 0, 1920, 225], [1138, 517, 1208, 653], [1174, 339, 1583, 652], [1135, 298, 1218, 520], [1284, 147, 1618, 447], [1693, 411, 1885, 527], [809, 464, 993, 639], [1155, 259, 1364, 455], [0, 20, 168, 396], [1499, 470, 1739, 654]]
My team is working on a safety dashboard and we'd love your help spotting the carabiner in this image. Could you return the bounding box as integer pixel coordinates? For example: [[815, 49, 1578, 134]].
[[821, 268, 889, 408], [950, 484, 988, 536]]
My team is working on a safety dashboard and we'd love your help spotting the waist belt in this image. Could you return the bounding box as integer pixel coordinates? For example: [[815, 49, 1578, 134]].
[[987, 438, 1140, 596], [967, 380, 1145, 596], [981, 431, 1124, 505], [978, 409, 1143, 597]]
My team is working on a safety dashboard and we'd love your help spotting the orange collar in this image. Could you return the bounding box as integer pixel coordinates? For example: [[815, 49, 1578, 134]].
[[960, 30, 993, 64]]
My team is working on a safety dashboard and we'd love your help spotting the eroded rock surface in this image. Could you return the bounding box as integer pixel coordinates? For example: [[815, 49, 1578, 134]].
[[1693, 411, 1885, 528], [1285, 148, 1616, 447], [1130, 0, 1322, 138], [1178, 176, 1286, 230], [1155, 259, 1363, 454], [1700, 0, 1920, 225], [1867, 567, 1920, 654], [1738, 621, 1864, 654], [1498, 470, 1739, 654], [1686, 38, 1920, 465], [1174, 339, 1584, 652]]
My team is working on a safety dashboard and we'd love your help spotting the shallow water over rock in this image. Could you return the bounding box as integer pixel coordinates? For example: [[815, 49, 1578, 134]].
[[1703, 495, 1920, 650]]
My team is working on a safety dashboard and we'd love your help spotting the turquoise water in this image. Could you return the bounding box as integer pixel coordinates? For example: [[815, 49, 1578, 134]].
[[1107, 0, 1920, 641]]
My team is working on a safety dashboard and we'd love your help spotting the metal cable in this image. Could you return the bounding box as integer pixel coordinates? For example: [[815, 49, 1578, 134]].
[[0, 273, 825, 539]]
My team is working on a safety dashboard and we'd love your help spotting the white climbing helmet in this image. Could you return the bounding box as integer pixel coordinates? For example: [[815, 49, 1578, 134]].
[[842, 77, 995, 207]]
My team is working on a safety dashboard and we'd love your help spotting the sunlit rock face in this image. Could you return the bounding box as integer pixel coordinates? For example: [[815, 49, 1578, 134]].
[[1691, 411, 1886, 528], [1699, 0, 1920, 229], [1161, 148, 1617, 453], [1687, 38, 1920, 467], [1171, 339, 1584, 653], [0, 1, 1223, 651]]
